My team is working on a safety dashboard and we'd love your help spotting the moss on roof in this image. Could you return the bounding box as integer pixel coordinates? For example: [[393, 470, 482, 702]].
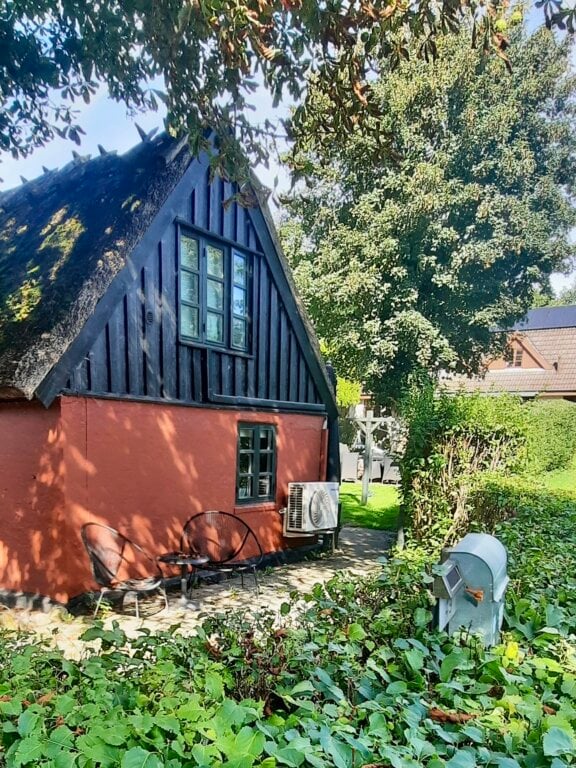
[[0, 133, 192, 397]]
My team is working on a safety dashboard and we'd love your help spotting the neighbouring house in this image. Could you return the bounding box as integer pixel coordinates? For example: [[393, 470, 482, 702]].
[[0, 132, 339, 605], [442, 305, 576, 401]]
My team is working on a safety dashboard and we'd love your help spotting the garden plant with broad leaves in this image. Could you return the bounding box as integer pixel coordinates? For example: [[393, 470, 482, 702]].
[[281, 26, 576, 403], [2, 475, 576, 767], [0, 0, 574, 180]]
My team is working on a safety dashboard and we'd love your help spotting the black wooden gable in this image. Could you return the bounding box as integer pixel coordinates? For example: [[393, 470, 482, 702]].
[[31, 136, 335, 416]]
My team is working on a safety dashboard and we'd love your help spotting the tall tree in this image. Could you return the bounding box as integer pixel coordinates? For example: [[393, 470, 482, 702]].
[[0, 1, 573, 176], [281, 28, 576, 403]]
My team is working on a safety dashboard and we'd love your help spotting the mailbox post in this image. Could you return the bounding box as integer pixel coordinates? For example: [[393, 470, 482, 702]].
[[432, 533, 509, 646]]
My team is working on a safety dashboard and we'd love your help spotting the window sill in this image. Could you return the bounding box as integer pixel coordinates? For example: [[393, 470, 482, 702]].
[[234, 502, 277, 515], [179, 337, 255, 359]]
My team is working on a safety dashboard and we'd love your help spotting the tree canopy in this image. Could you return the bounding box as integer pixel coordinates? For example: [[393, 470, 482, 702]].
[[0, 1, 574, 177], [281, 27, 576, 403]]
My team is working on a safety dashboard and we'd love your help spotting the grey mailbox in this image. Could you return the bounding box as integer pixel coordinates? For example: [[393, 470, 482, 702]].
[[432, 533, 509, 646]]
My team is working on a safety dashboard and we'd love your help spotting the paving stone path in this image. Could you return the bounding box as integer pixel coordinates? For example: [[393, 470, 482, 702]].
[[0, 526, 395, 658]]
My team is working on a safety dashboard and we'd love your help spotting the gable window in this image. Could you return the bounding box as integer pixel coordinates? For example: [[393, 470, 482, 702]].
[[507, 348, 523, 368], [236, 424, 276, 503], [179, 229, 250, 351]]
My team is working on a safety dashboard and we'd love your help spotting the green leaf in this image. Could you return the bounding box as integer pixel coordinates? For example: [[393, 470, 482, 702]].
[[153, 714, 181, 734], [91, 724, 129, 745], [53, 752, 77, 768], [386, 681, 407, 695], [17, 709, 40, 737], [192, 744, 222, 764], [44, 725, 75, 758], [446, 749, 476, 768], [275, 748, 306, 767], [13, 735, 44, 766], [461, 726, 485, 744], [289, 681, 315, 696], [205, 670, 225, 700], [347, 623, 366, 642], [129, 713, 155, 733], [440, 651, 467, 682], [543, 727, 576, 757], [77, 733, 121, 765], [414, 607, 432, 627], [121, 746, 164, 768], [234, 726, 265, 757], [493, 758, 521, 768], [405, 648, 424, 671]]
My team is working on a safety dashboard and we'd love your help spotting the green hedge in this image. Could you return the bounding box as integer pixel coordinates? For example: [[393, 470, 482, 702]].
[[524, 399, 576, 474], [399, 386, 526, 547]]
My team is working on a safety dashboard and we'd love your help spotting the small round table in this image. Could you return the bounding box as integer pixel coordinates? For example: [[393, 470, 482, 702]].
[[157, 552, 209, 604]]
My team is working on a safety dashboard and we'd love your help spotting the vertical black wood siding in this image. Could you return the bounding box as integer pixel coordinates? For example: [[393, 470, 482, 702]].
[[64, 172, 322, 409]]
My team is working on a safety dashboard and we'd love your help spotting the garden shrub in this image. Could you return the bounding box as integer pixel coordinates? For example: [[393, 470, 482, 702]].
[[523, 399, 576, 474], [398, 384, 526, 547], [4, 496, 576, 767], [472, 474, 576, 599]]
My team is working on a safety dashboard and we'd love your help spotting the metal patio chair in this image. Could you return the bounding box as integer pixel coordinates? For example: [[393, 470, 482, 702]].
[[81, 523, 168, 618], [181, 511, 264, 594]]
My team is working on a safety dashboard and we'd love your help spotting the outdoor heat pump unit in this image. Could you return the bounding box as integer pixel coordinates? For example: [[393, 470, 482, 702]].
[[284, 482, 339, 534]]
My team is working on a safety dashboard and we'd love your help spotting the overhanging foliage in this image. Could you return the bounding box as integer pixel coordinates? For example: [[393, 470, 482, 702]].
[[0, 2, 574, 176]]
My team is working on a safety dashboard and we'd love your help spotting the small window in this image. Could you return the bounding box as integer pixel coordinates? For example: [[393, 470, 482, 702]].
[[507, 348, 523, 368], [236, 424, 276, 503]]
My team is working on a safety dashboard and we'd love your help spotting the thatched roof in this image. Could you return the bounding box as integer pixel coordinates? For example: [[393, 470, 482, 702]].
[[0, 133, 192, 399]]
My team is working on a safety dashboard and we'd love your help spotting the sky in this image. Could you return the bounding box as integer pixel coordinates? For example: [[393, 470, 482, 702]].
[[0, 84, 292, 197], [1, 10, 574, 296]]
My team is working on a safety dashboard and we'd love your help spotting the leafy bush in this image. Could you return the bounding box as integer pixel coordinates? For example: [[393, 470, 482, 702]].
[[3, 486, 576, 767], [399, 385, 526, 547], [473, 475, 576, 601], [523, 399, 576, 474]]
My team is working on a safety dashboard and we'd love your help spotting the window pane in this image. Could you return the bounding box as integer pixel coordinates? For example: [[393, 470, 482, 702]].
[[233, 287, 246, 316], [180, 271, 198, 304], [181, 235, 198, 270], [206, 312, 223, 342], [259, 452, 271, 474], [238, 477, 252, 499], [181, 305, 199, 338], [239, 429, 253, 450], [233, 253, 246, 286], [258, 476, 271, 497], [239, 454, 253, 474], [232, 318, 246, 349], [260, 430, 273, 450], [207, 245, 224, 278], [207, 279, 224, 310]]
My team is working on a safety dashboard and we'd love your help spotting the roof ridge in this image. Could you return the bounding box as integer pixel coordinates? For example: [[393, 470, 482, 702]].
[[0, 129, 180, 206]]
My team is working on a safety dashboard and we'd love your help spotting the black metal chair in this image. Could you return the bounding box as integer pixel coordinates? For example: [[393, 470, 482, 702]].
[[81, 523, 168, 618], [181, 511, 264, 594]]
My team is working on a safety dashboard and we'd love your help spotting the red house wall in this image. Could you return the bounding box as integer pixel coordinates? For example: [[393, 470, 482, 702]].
[[0, 396, 327, 603], [0, 400, 68, 601]]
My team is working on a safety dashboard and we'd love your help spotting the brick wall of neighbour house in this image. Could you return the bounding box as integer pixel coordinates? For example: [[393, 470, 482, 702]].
[[0, 396, 327, 603]]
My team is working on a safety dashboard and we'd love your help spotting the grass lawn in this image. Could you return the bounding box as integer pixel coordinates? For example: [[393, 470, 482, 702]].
[[340, 481, 400, 530], [535, 466, 575, 493]]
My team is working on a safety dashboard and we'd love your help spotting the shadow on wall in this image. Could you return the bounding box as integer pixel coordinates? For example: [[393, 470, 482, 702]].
[[0, 397, 326, 604]]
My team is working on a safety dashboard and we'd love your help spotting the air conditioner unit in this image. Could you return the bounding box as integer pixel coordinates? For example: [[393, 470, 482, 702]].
[[284, 482, 339, 534]]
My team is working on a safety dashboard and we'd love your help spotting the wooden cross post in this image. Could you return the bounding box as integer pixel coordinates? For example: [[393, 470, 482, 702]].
[[353, 409, 387, 505]]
